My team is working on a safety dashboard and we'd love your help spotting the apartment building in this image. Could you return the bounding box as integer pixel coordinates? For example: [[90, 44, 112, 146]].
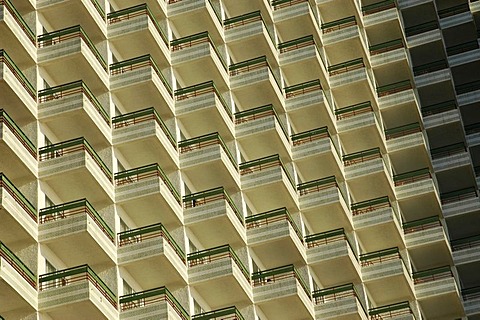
[[1, 0, 480, 319]]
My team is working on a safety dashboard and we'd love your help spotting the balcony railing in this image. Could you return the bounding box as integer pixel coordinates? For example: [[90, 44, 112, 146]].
[[462, 286, 480, 302], [465, 122, 480, 135], [438, 3, 470, 18], [229, 56, 281, 91], [284, 79, 321, 98], [430, 142, 466, 160], [405, 20, 439, 37], [235, 104, 288, 138], [413, 59, 448, 76], [446, 40, 479, 56], [37, 25, 107, 71], [362, 0, 396, 15], [0, 0, 36, 44], [187, 244, 250, 281], [114, 163, 181, 204], [305, 228, 356, 256], [110, 54, 172, 97], [369, 38, 404, 55], [412, 265, 452, 284], [369, 301, 414, 319], [0, 49, 36, 101], [183, 186, 243, 224], [297, 175, 336, 196], [39, 264, 116, 308], [239, 154, 294, 187], [39, 137, 112, 182], [271, 0, 309, 10], [451, 234, 480, 251], [321, 16, 356, 34], [403, 215, 442, 234], [168, 0, 221, 24], [351, 196, 390, 216], [0, 241, 36, 288], [39, 198, 114, 242], [0, 173, 37, 221], [328, 58, 364, 76], [393, 168, 431, 187], [120, 286, 189, 320], [252, 264, 310, 297], [178, 132, 237, 168], [441, 187, 477, 205], [376, 80, 412, 97], [455, 80, 480, 94], [335, 101, 372, 120], [421, 100, 457, 117], [175, 80, 231, 119], [313, 283, 360, 304], [0, 109, 37, 158], [224, 10, 275, 44], [193, 306, 245, 320], [38, 80, 110, 125], [112, 107, 176, 148], [359, 247, 403, 267], [278, 35, 316, 54], [118, 222, 185, 262], [245, 207, 303, 242], [107, 3, 168, 46], [342, 147, 382, 166], [385, 122, 421, 140]]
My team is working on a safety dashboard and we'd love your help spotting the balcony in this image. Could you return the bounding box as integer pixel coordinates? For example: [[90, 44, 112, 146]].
[[298, 176, 351, 232], [328, 59, 373, 95], [0, 110, 36, 180], [108, 4, 169, 68], [0, 50, 36, 120], [39, 198, 115, 265], [360, 248, 414, 305], [462, 286, 480, 317], [343, 148, 394, 201], [0, 241, 36, 319], [306, 228, 361, 286], [117, 223, 187, 290], [405, 21, 441, 47], [368, 301, 416, 320], [224, 11, 277, 64], [284, 79, 335, 132], [313, 283, 368, 320], [183, 187, 246, 247], [37, 26, 108, 92], [175, 81, 233, 140], [413, 60, 450, 87], [39, 265, 118, 320], [403, 216, 452, 269], [421, 100, 460, 129], [455, 80, 480, 106], [0, 173, 37, 243], [369, 39, 408, 68], [113, 108, 178, 171], [38, 80, 111, 147], [362, 0, 398, 27], [376, 80, 416, 111], [110, 55, 174, 118], [441, 187, 480, 217], [229, 56, 284, 112], [192, 306, 246, 320], [179, 132, 239, 192], [187, 245, 252, 308], [247, 208, 306, 267], [465, 122, 480, 147], [235, 104, 290, 161], [438, 3, 471, 29], [120, 286, 189, 320], [385, 123, 429, 171], [171, 32, 228, 90], [252, 265, 314, 319], [451, 234, 480, 266], [272, 0, 320, 40], [431, 142, 471, 172], [446, 40, 480, 63], [39, 137, 113, 203], [240, 155, 298, 212], [352, 196, 404, 252], [115, 164, 182, 228], [321, 16, 362, 50], [413, 266, 464, 319]]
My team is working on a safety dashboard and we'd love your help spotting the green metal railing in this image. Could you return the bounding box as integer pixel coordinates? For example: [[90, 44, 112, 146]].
[[1, 0, 36, 44], [446, 40, 479, 56], [376, 80, 412, 97], [239, 154, 295, 188], [297, 175, 336, 196], [291, 126, 330, 146], [175, 81, 231, 119], [451, 234, 480, 251], [421, 100, 456, 116], [0, 173, 37, 221], [305, 227, 355, 253], [342, 147, 382, 166], [465, 122, 480, 135], [369, 38, 404, 55], [455, 80, 480, 95], [335, 101, 372, 120], [229, 56, 282, 91], [112, 107, 176, 148], [107, 4, 168, 46], [393, 168, 430, 187], [403, 215, 441, 234], [413, 265, 452, 284], [193, 306, 245, 320], [369, 301, 414, 319], [252, 264, 310, 297], [278, 35, 316, 53], [245, 207, 303, 242], [385, 122, 421, 140], [187, 244, 250, 281], [120, 286, 189, 319], [462, 286, 480, 301], [183, 186, 243, 224], [39, 198, 114, 242], [110, 54, 172, 96], [0, 109, 37, 158], [405, 20, 438, 37], [271, 0, 308, 10], [321, 16, 356, 33], [0, 49, 36, 100], [39, 264, 116, 308], [360, 247, 402, 267], [38, 25, 107, 71], [178, 132, 237, 168], [351, 196, 390, 216], [118, 222, 185, 262], [39, 137, 112, 181], [430, 142, 466, 159], [362, 0, 396, 15], [413, 59, 448, 76], [0, 241, 36, 288], [38, 80, 110, 125], [223, 10, 275, 45], [313, 283, 359, 304], [328, 57, 364, 76], [438, 3, 469, 18], [114, 163, 181, 204], [284, 79, 321, 98], [441, 186, 477, 204], [235, 104, 289, 139]]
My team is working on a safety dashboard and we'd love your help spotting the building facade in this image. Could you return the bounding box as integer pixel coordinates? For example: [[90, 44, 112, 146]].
[[1, 0, 480, 319]]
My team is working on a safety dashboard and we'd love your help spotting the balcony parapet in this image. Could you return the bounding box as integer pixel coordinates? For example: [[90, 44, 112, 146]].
[[335, 101, 372, 121], [192, 306, 245, 320], [321, 16, 356, 34], [179, 132, 237, 168], [343, 147, 382, 167], [224, 10, 275, 44], [438, 3, 470, 19], [385, 123, 421, 141], [393, 168, 431, 187], [235, 104, 289, 139], [297, 175, 337, 196], [455, 80, 480, 95], [368, 301, 415, 319], [421, 100, 457, 117], [0, 241, 36, 288], [362, 0, 396, 15], [413, 59, 448, 76], [305, 228, 356, 254], [229, 56, 282, 91], [328, 58, 364, 77], [370, 38, 404, 55], [285, 79, 321, 98], [412, 265, 453, 284], [240, 154, 295, 188], [376, 80, 412, 98], [252, 264, 310, 298], [360, 246, 406, 268], [246, 207, 303, 243], [403, 215, 442, 235], [0, 173, 37, 222], [0, 49, 36, 101], [405, 20, 439, 37], [446, 41, 479, 56], [0, 109, 37, 158]]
